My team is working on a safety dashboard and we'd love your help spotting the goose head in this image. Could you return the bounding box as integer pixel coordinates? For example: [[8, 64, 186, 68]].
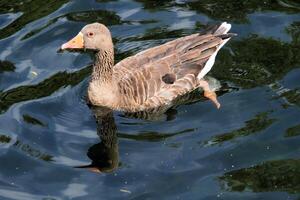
[[60, 23, 113, 52]]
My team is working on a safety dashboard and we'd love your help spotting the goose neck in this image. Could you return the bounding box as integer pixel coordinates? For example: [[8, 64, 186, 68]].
[[91, 50, 114, 82]]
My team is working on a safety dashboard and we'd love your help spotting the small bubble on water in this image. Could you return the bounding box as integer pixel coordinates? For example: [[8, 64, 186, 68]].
[[120, 189, 131, 194], [217, 192, 223, 198], [30, 71, 38, 77]]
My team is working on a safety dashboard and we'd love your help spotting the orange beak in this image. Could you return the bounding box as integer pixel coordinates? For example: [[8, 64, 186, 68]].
[[61, 32, 84, 50]]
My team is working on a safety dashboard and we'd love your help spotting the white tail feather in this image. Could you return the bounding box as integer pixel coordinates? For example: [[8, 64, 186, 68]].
[[197, 22, 232, 79], [215, 22, 231, 35]]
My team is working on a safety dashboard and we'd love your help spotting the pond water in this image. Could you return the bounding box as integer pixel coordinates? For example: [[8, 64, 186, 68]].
[[0, 0, 300, 199]]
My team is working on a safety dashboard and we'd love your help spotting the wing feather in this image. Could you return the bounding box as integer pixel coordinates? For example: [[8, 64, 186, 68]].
[[114, 23, 234, 108]]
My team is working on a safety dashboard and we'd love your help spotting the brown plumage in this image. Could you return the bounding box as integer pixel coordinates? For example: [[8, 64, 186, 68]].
[[61, 22, 235, 112]]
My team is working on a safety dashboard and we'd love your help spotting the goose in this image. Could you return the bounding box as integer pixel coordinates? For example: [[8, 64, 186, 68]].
[[60, 22, 235, 112]]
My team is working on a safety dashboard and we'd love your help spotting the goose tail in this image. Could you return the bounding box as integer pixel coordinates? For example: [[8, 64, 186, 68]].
[[214, 22, 232, 35], [197, 22, 236, 79]]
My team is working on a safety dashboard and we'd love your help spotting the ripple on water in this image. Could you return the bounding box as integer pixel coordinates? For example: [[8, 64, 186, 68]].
[[1, 0, 300, 199]]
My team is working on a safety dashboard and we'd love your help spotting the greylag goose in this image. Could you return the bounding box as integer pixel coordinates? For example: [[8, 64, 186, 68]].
[[61, 22, 235, 112]]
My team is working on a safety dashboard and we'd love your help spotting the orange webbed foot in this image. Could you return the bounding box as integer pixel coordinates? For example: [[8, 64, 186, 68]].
[[199, 79, 221, 109]]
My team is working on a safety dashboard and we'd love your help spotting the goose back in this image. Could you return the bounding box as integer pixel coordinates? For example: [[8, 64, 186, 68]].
[[112, 24, 233, 111]]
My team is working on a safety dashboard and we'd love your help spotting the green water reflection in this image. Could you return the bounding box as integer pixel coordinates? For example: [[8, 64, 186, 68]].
[[204, 112, 276, 146], [0, 60, 15, 73], [220, 159, 300, 194], [0, 66, 91, 113], [285, 124, 300, 137], [0, 0, 69, 39]]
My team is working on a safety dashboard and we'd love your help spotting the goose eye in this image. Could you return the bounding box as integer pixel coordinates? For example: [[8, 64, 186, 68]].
[[88, 32, 94, 37]]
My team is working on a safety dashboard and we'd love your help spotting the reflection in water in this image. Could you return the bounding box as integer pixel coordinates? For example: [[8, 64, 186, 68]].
[[0, 66, 91, 114], [204, 112, 276, 146], [124, 26, 191, 42], [22, 114, 47, 127], [14, 140, 53, 162], [279, 89, 300, 108], [136, 0, 176, 10], [22, 10, 123, 40], [77, 108, 191, 172], [0, 0, 69, 39], [212, 35, 300, 89], [118, 128, 195, 142], [136, 0, 300, 23], [65, 10, 122, 24], [0, 60, 15, 73], [219, 159, 300, 194], [0, 134, 11, 143], [76, 107, 119, 173], [21, 8, 157, 40], [0, 134, 53, 161], [285, 124, 300, 137], [286, 21, 300, 44], [186, 0, 300, 23]]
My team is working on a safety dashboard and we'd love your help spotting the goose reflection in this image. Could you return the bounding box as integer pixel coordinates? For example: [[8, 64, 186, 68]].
[[76, 76, 228, 173], [75, 107, 119, 173]]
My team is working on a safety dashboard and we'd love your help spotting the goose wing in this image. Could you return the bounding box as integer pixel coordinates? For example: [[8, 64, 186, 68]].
[[113, 22, 234, 106]]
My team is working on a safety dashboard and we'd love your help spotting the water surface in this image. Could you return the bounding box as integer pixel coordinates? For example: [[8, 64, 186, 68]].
[[0, 0, 300, 199]]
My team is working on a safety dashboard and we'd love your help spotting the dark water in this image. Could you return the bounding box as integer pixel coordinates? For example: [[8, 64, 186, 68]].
[[0, 0, 300, 199]]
